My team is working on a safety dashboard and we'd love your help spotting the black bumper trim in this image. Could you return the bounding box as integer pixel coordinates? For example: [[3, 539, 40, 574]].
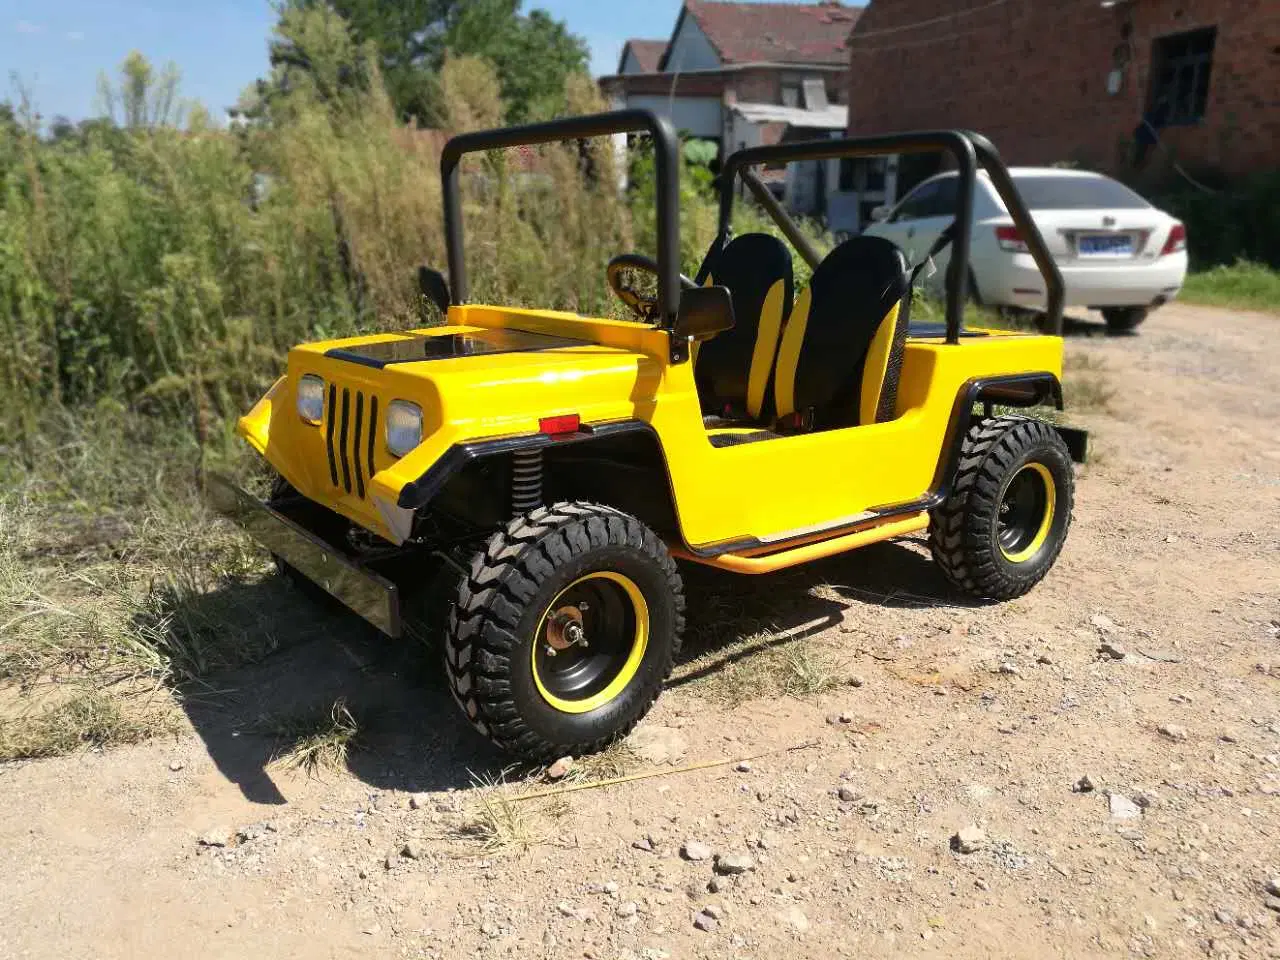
[[207, 474, 402, 637]]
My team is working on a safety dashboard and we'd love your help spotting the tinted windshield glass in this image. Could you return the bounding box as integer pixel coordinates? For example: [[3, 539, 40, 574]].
[[1012, 175, 1150, 210]]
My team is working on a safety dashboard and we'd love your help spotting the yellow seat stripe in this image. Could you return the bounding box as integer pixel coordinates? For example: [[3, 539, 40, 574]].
[[859, 301, 902, 424], [745, 279, 787, 419], [773, 287, 812, 418]]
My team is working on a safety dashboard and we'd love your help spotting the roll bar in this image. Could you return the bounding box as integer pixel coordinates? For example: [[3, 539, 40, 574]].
[[441, 109, 683, 326], [718, 131, 1065, 342]]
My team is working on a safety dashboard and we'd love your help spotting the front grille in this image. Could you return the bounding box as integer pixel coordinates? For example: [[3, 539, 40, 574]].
[[325, 384, 378, 499]]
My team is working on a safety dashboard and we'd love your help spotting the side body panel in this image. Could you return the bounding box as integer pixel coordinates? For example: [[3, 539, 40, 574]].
[[240, 307, 1063, 551]]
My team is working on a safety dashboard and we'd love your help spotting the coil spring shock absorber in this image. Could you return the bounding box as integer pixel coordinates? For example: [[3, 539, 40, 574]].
[[510, 449, 543, 514]]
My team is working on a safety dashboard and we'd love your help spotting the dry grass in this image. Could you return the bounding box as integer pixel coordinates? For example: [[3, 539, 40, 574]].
[[682, 630, 848, 708], [0, 691, 171, 761], [268, 700, 361, 777], [564, 739, 640, 784], [1063, 351, 1114, 413], [452, 771, 546, 855]]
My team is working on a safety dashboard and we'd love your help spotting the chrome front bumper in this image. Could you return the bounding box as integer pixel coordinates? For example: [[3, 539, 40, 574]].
[[206, 474, 402, 637]]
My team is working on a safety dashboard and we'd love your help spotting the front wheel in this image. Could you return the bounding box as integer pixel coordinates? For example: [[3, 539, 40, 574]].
[[1103, 306, 1147, 333], [445, 502, 684, 762], [929, 416, 1074, 601]]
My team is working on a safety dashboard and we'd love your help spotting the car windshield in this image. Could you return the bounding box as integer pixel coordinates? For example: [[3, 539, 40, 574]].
[[1011, 174, 1151, 210]]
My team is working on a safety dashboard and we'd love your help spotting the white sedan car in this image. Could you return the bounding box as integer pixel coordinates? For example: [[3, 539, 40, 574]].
[[863, 167, 1188, 332]]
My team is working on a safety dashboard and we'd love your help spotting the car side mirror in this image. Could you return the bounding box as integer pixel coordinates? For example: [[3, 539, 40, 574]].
[[870, 204, 890, 222], [671, 286, 734, 362], [417, 266, 451, 317]]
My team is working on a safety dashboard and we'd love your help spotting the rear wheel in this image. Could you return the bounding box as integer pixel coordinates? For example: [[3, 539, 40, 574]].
[[929, 416, 1073, 600], [1103, 306, 1147, 333], [445, 502, 684, 761]]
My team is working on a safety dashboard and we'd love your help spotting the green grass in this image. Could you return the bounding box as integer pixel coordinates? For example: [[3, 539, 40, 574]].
[[1181, 261, 1280, 313]]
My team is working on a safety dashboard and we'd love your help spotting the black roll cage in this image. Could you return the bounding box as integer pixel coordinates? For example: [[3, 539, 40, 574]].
[[441, 112, 1063, 343], [718, 130, 1065, 343], [442, 109, 683, 326]]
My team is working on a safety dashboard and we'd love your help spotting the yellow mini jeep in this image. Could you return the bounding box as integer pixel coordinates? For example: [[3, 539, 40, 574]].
[[212, 111, 1087, 762]]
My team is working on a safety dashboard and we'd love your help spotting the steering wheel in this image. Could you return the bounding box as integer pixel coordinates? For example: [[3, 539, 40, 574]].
[[607, 254, 696, 321]]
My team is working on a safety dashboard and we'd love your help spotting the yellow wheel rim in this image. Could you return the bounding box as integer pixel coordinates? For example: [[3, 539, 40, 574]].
[[998, 462, 1056, 563], [532, 572, 649, 715]]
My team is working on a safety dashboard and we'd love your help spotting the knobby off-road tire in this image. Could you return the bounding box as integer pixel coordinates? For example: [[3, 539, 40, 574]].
[[445, 502, 685, 762], [929, 416, 1074, 601]]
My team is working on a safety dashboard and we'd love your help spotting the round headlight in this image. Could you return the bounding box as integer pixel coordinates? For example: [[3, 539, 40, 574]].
[[385, 401, 423, 457], [296, 374, 325, 424]]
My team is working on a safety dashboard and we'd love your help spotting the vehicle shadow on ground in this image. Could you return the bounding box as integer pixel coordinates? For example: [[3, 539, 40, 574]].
[[169, 537, 972, 804]]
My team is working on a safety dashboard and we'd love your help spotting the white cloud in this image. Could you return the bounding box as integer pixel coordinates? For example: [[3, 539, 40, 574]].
[[15, 20, 43, 34], [67, 30, 85, 41]]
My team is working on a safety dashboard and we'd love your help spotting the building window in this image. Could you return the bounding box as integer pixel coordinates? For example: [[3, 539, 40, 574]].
[[838, 159, 855, 192], [1147, 27, 1216, 127], [780, 82, 801, 108]]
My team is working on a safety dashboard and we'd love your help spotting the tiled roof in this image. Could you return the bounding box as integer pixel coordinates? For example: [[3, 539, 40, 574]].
[[674, 1, 862, 67], [619, 39, 668, 74]]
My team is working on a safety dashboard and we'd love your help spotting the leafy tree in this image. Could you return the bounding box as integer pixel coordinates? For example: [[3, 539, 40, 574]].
[[258, 0, 588, 125], [96, 51, 185, 129]]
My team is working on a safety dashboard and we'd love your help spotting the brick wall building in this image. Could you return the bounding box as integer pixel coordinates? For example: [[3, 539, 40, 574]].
[[846, 0, 1280, 178]]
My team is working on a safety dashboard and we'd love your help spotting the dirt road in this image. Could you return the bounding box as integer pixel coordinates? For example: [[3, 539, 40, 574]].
[[2, 303, 1277, 960]]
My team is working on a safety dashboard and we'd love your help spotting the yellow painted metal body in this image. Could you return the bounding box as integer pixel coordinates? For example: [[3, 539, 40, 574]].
[[239, 305, 1063, 565]]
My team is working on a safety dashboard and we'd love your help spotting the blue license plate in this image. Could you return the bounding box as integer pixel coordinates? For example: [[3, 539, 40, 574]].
[[1079, 234, 1133, 256]]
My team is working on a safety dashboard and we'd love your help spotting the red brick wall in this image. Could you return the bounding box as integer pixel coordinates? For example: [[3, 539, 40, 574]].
[[846, 0, 1280, 176]]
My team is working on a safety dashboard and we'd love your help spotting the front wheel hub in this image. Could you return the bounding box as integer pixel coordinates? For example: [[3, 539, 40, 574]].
[[532, 572, 649, 714]]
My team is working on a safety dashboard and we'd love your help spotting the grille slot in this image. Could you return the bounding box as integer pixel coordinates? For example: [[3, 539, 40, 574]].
[[324, 385, 377, 499]]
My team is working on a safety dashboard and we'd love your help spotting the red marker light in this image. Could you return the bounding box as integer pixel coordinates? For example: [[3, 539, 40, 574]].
[[539, 414, 581, 435], [1161, 223, 1187, 256]]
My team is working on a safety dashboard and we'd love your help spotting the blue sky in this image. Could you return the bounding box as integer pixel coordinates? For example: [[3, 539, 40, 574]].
[[1, 0, 825, 122]]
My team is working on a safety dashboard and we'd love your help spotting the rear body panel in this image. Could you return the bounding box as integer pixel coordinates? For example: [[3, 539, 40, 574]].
[[239, 306, 1064, 553]]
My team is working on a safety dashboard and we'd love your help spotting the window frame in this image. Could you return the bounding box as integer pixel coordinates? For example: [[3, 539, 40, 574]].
[[1147, 26, 1217, 128]]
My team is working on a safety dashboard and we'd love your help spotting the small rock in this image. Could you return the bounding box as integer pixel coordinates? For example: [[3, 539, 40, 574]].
[[707, 876, 726, 893], [975, 878, 990, 891], [681, 841, 712, 862], [362, 923, 381, 936], [1134, 790, 1160, 809], [616, 901, 638, 919], [837, 785, 859, 803], [632, 836, 655, 853], [847, 675, 866, 688], [602, 880, 619, 895], [713, 853, 754, 875], [950, 825, 986, 854], [693, 911, 718, 933], [1213, 908, 1234, 925], [236, 822, 274, 843], [546, 756, 574, 780], [1072, 774, 1097, 793], [168, 760, 185, 772], [408, 792, 431, 810], [1091, 613, 1118, 632], [557, 901, 579, 919], [1036, 654, 1053, 665], [401, 839, 427, 860], [758, 830, 781, 850], [1265, 877, 1280, 898], [198, 828, 231, 848], [627, 726, 689, 765], [480, 921, 500, 939], [777, 906, 810, 933], [1099, 640, 1127, 660], [1108, 794, 1142, 820], [1157, 723, 1188, 742], [703, 904, 725, 920], [1263, 897, 1280, 914], [734, 761, 753, 773], [998, 662, 1020, 676]]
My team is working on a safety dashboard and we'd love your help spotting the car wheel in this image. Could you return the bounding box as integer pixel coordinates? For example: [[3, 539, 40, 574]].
[[1102, 307, 1147, 333], [929, 416, 1074, 601], [445, 502, 684, 762]]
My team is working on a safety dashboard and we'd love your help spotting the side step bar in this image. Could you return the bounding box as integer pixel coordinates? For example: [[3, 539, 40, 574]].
[[671, 512, 929, 575]]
